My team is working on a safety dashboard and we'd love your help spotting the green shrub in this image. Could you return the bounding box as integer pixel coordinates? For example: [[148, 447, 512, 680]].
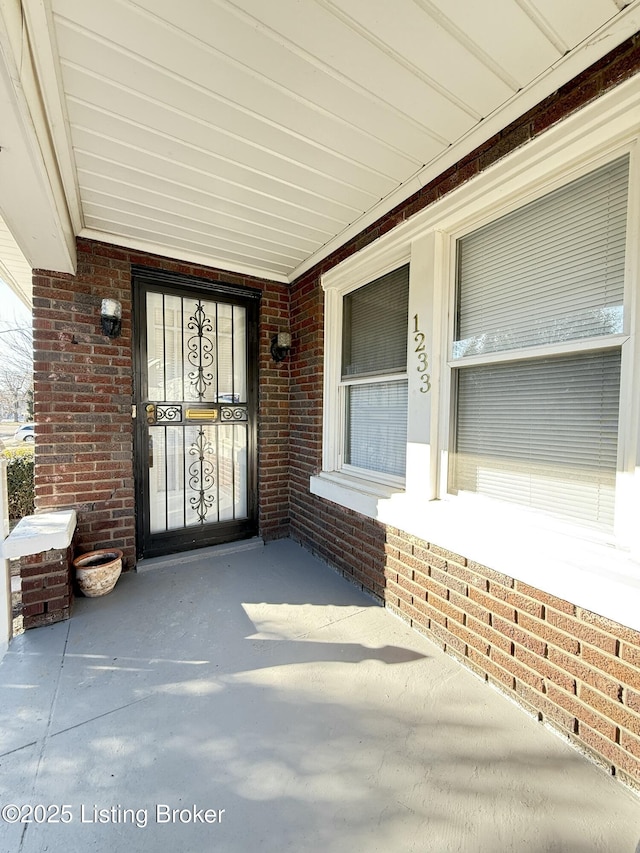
[[2, 447, 35, 519]]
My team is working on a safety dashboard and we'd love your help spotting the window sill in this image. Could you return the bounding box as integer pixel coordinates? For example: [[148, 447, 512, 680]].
[[309, 471, 403, 520], [310, 473, 640, 632], [381, 494, 640, 632]]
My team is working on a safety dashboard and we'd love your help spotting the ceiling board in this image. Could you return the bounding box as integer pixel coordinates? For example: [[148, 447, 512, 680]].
[[525, 0, 621, 46], [0, 0, 638, 287]]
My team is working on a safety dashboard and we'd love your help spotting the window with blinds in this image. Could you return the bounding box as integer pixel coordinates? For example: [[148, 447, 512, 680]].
[[341, 265, 409, 478], [451, 156, 629, 531]]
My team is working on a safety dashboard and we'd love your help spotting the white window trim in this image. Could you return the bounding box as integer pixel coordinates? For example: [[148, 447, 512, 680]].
[[311, 76, 640, 631], [319, 246, 411, 487], [436, 144, 640, 541]]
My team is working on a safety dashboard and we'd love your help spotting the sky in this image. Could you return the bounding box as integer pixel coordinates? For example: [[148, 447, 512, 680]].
[[0, 277, 30, 324], [0, 277, 32, 359]]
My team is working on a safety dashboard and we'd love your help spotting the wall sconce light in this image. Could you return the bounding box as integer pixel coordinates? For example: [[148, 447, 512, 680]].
[[270, 331, 291, 362], [101, 298, 122, 338]]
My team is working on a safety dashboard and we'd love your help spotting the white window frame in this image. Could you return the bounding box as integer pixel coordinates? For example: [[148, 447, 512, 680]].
[[314, 246, 412, 516], [439, 150, 634, 543], [336, 264, 410, 488], [312, 77, 640, 630]]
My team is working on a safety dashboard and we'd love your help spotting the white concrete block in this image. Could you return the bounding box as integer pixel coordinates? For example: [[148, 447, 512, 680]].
[[1, 510, 77, 559]]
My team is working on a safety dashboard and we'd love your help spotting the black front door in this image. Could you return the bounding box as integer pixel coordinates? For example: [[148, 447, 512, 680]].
[[133, 268, 259, 559]]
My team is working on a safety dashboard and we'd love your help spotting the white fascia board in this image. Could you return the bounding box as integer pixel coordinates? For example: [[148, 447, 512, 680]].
[[0, 2, 76, 275], [290, 2, 640, 284], [22, 0, 83, 237]]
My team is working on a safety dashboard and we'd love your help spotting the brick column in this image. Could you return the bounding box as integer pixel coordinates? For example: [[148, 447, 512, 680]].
[[32, 246, 136, 566], [19, 541, 75, 629]]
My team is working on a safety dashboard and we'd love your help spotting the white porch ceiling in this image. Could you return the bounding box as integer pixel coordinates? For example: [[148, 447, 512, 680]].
[[1, 0, 639, 289]]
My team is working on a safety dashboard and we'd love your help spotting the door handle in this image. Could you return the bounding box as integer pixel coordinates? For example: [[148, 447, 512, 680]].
[[145, 403, 156, 425], [149, 435, 154, 468]]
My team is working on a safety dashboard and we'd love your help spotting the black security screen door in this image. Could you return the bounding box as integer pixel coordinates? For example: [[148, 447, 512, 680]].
[[133, 268, 259, 559]]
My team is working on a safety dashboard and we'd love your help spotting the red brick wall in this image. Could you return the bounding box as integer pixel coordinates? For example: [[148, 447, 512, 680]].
[[287, 35, 640, 789], [259, 283, 291, 539], [32, 238, 290, 572], [383, 532, 640, 788], [20, 540, 75, 629], [33, 246, 135, 565]]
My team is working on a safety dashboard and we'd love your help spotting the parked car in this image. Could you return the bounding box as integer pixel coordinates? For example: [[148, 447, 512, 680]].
[[14, 423, 35, 443]]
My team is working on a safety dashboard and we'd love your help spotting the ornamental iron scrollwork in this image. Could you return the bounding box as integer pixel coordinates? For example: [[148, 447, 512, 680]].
[[188, 427, 215, 523], [156, 404, 182, 422], [220, 406, 248, 422], [187, 300, 215, 400]]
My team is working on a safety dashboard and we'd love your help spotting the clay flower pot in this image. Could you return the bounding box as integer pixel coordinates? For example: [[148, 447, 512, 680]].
[[73, 549, 123, 597]]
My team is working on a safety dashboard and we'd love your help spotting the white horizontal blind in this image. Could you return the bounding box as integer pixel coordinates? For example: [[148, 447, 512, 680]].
[[342, 265, 409, 478], [346, 380, 408, 476], [343, 265, 409, 377], [452, 156, 629, 531], [454, 156, 629, 358], [454, 351, 621, 529]]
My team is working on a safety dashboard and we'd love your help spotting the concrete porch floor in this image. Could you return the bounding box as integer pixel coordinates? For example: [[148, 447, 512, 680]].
[[1, 538, 639, 853]]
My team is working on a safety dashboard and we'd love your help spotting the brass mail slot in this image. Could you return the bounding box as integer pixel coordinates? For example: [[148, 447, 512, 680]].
[[186, 408, 218, 421]]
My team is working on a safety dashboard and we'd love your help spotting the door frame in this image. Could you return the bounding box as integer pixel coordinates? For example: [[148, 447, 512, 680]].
[[132, 265, 261, 559]]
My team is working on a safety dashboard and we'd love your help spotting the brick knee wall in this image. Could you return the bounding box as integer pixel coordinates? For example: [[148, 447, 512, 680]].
[[20, 542, 75, 629], [382, 529, 640, 790], [293, 509, 640, 791]]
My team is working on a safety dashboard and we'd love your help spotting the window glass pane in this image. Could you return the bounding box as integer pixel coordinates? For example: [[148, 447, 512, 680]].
[[343, 265, 409, 377], [148, 426, 166, 533], [232, 305, 247, 403], [233, 424, 248, 519], [149, 426, 186, 533], [454, 156, 629, 357], [183, 298, 217, 402], [345, 380, 408, 477], [217, 423, 248, 521], [184, 425, 217, 527], [452, 350, 621, 530], [216, 303, 234, 404], [164, 295, 184, 400], [146, 292, 165, 401]]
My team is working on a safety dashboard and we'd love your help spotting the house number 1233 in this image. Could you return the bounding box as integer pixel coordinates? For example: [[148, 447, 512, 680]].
[[413, 314, 431, 393]]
